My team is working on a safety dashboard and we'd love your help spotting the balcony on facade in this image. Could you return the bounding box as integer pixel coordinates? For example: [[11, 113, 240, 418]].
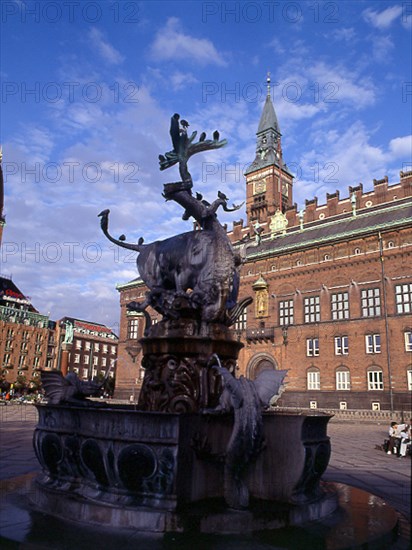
[[246, 326, 275, 342]]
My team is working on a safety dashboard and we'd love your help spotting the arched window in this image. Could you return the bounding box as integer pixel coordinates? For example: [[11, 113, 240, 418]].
[[336, 367, 350, 390], [407, 370, 412, 391], [307, 367, 320, 390], [367, 366, 383, 390]]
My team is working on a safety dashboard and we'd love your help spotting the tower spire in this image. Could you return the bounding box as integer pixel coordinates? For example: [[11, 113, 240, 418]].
[[244, 73, 294, 226], [245, 75, 281, 175]]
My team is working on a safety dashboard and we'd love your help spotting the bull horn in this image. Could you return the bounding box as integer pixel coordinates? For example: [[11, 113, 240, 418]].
[[98, 210, 143, 252]]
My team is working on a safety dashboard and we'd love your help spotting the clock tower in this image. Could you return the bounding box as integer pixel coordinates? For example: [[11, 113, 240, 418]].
[[244, 75, 293, 227]]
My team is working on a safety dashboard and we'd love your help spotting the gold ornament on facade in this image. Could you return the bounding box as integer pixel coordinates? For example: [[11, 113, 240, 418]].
[[270, 209, 288, 238], [253, 274, 269, 318]]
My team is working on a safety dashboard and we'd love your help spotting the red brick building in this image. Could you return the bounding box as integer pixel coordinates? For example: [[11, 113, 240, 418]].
[[55, 317, 118, 382], [116, 91, 412, 411], [0, 276, 55, 390], [115, 281, 147, 400]]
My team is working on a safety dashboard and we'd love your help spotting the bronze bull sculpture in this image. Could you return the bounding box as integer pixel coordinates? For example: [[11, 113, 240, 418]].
[[99, 190, 241, 324], [99, 114, 251, 328]]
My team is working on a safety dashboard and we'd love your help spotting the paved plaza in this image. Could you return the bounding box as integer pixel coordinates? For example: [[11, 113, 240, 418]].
[[0, 404, 410, 548]]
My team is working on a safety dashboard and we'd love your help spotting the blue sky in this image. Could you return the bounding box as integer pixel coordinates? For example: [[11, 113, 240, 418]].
[[1, 0, 411, 333]]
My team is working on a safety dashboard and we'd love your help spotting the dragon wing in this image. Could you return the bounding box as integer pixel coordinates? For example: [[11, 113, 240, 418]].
[[253, 370, 288, 407], [40, 371, 70, 404]]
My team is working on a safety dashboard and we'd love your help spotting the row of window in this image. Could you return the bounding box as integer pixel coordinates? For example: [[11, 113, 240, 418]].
[[3, 350, 118, 369], [306, 333, 390, 356], [74, 339, 116, 354], [254, 242, 400, 270], [72, 367, 115, 379], [4, 329, 44, 343], [306, 332, 412, 356], [72, 354, 116, 367], [307, 369, 412, 391], [3, 342, 43, 353], [279, 284, 411, 325], [2, 353, 42, 369], [125, 286, 411, 334], [235, 286, 411, 330]]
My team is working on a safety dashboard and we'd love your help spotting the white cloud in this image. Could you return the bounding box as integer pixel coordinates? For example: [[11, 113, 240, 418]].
[[12, 126, 54, 164], [292, 123, 408, 209], [276, 100, 326, 123], [149, 17, 227, 66], [268, 37, 285, 55], [170, 71, 198, 91], [305, 62, 375, 108], [89, 28, 124, 65], [389, 135, 412, 158], [362, 5, 403, 29], [270, 61, 375, 131], [330, 27, 357, 42], [368, 34, 395, 62]]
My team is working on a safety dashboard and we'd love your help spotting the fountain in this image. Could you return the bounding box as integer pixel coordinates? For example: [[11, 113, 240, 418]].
[[32, 113, 338, 534]]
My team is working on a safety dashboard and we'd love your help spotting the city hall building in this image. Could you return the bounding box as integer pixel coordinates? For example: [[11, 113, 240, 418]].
[[116, 92, 412, 411]]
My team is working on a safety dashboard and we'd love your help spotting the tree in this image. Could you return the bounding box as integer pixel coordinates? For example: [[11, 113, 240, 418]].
[[14, 374, 28, 393], [0, 369, 11, 392], [28, 373, 42, 393]]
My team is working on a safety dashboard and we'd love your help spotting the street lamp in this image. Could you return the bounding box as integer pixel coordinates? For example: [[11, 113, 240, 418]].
[[282, 326, 289, 346]]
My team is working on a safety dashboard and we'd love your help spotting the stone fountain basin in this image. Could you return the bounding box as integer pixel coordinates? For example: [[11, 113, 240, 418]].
[[32, 404, 336, 532]]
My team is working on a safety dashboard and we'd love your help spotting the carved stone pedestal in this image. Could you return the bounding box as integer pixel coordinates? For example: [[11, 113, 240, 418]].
[[32, 405, 336, 533], [138, 323, 243, 413]]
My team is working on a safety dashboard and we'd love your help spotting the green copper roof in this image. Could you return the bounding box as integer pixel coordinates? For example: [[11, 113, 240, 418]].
[[246, 200, 412, 261], [115, 277, 143, 291]]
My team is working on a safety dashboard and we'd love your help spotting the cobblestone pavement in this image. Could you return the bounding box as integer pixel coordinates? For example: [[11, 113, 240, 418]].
[[324, 418, 411, 519], [0, 405, 410, 545]]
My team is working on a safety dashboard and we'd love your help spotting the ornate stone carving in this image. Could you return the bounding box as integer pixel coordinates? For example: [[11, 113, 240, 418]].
[[33, 412, 177, 507], [270, 209, 288, 237], [137, 348, 238, 413]]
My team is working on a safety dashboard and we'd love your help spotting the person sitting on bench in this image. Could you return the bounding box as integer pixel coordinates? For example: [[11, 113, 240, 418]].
[[387, 422, 401, 455], [399, 422, 410, 458]]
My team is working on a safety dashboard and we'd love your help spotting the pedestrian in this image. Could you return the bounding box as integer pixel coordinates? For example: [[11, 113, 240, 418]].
[[387, 421, 401, 455], [399, 422, 411, 458]]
